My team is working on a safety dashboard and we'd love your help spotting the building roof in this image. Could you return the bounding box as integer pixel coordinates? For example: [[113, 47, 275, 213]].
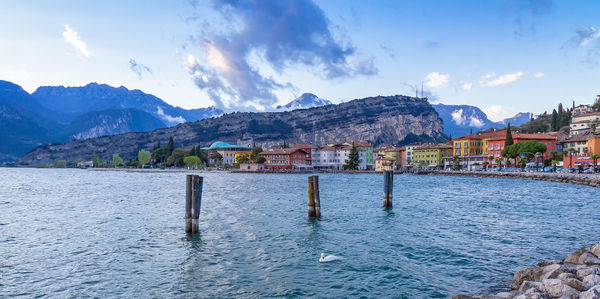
[[486, 133, 556, 141], [573, 112, 600, 118], [416, 143, 453, 150], [376, 147, 404, 152], [259, 148, 308, 155], [558, 134, 591, 143], [345, 141, 373, 147], [201, 141, 250, 150], [290, 144, 318, 149]]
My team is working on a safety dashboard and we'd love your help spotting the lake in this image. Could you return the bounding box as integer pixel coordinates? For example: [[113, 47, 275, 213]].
[[1, 168, 599, 298]]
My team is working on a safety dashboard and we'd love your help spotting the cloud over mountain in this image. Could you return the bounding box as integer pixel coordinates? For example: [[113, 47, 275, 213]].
[[186, 0, 377, 110]]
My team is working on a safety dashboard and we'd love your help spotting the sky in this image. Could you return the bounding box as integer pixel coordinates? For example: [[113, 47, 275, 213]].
[[1, 0, 599, 121]]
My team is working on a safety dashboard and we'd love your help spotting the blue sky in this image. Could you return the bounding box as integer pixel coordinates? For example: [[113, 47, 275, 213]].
[[1, 0, 599, 120]]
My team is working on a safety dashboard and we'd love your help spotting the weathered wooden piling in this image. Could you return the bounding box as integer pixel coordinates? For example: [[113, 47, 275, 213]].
[[185, 175, 203, 233], [308, 175, 321, 217], [383, 171, 393, 207]]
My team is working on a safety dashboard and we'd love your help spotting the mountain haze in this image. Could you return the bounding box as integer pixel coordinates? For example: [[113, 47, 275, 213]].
[[275, 93, 331, 110]]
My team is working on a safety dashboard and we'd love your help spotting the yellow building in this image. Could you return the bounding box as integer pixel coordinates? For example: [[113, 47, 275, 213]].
[[413, 144, 453, 167], [374, 147, 404, 167], [452, 134, 485, 157]]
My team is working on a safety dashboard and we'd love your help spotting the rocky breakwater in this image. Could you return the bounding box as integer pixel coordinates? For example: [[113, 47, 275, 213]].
[[421, 171, 600, 188], [453, 242, 600, 298]]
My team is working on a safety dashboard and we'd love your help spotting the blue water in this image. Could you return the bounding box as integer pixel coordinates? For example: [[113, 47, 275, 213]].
[[1, 168, 599, 298]]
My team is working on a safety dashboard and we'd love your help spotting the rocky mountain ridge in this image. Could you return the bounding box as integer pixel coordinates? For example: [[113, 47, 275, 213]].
[[19, 94, 446, 165]]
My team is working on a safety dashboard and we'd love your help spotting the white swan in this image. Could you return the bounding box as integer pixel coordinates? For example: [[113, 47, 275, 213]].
[[319, 252, 341, 263]]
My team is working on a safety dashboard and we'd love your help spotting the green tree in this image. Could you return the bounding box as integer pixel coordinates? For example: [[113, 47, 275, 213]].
[[256, 156, 266, 164], [152, 146, 168, 163], [251, 146, 263, 160], [53, 159, 66, 168], [236, 153, 251, 164], [167, 137, 175, 156], [112, 154, 122, 167], [592, 153, 600, 169], [281, 141, 288, 148], [167, 149, 188, 167], [138, 150, 151, 168], [92, 155, 101, 168], [183, 155, 202, 169], [344, 146, 360, 170], [505, 123, 514, 146], [550, 109, 558, 131]]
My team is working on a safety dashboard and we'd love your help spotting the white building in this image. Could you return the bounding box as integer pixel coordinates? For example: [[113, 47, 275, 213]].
[[570, 112, 600, 135], [313, 145, 368, 170]]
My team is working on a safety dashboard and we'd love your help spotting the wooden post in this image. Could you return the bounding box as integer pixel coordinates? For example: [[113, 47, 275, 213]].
[[186, 175, 203, 234], [308, 176, 316, 217], [185, 175, 192, 233], [383, 171, 393, 207], [313, 175, 321, 217]]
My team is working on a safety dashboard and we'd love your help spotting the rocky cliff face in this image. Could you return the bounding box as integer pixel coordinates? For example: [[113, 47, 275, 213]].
[[18, 95, 445, 165]]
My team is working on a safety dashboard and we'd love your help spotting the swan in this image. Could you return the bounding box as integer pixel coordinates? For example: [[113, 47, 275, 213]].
[[319, 253, 341, 263]]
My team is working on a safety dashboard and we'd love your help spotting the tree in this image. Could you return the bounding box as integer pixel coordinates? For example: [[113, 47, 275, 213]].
[[112, 154, 122, 167], [167, 137, 174, 156], [167, 149, 188, 167], [495, 157, 503, 168], [235, 153, 251, 164], [482, 161, 489, 170], [256, 156, 266, 164], [152, 146, 168, 164], [550, 109, 558, 131], [281, 141, 288, 148], [344, 146, 360, 170], [505, 123, 514, 146], [92, 155, 101, 168], [592, 154, 600, 170], [53, 159, 66, 168], [138, 150, 151, 168], [251, 146, 263, 161], [184, 155, 202, 169]]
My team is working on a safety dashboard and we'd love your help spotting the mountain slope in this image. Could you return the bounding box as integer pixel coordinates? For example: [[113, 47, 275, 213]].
[[0, 102, 51, 161], [59, 108, 166, 140], [276, 93, 331, 110], [32, 82, 223, 125], [19, 95, 446, 165], [496, 112, 533, 127], [433, 104, 503, 137]]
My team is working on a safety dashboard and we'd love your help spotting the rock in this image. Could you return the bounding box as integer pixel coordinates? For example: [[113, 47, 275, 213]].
[[540, 279, 580, 298], [519, 281, 543, 292], [580, 252, 600, 265], [578, 266, 600, 280], [539, 260, 563, 267], [515, 288, 551, 299], [592, 243, 600, 258], [558, 272, 577, 281], [567, 278, 589, 292], [495, 291, 523, 298], [581, 285, 600, 299], [452, 295, 476, 299], [583, 274, 600, 286], [566, 248, 592, 264], [512, 267, 543, 290]]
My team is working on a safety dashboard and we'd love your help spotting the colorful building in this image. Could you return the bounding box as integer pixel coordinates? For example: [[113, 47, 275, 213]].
[[259, 148, 311, 171], [374, 147, 404, 169], [290, 144, 317, 165], [201, 141, 251, 165], [375, 157, 396, 171], [342, 141, 374, 168], [234, 152, 252, 164], [412, 144, 453, 168]]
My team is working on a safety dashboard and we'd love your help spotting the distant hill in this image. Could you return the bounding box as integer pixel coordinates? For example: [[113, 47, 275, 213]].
[[432, 104, 503, 137], [59, 108, 166, 140], [276, 93, 331, 111], [0, 80, 224, 162], [496, 112, 533, 127], [19, 94, 446, 166]]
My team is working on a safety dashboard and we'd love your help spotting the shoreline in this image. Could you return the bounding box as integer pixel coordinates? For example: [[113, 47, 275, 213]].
[[452, 241, 600, 298], [417, 170, 600, 188]]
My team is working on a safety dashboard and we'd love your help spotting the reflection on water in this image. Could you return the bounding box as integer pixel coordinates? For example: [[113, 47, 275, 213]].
[[1, 168, 599, 298]]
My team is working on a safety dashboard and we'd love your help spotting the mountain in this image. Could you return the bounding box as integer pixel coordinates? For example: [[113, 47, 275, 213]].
[[0, 80, 225, 162], [59, 109, 166, 140], [433, 104, 503, 137], [275, 93, 331, 110], [32, 82, 223, 125], [19, 95, 446, 166], [496, 112, 533, 127]]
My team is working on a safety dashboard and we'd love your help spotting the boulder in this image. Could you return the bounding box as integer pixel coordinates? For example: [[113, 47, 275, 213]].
[[495, 291, 523, 298], [580, 252, 600, 265], [512, 267, 543, 290], [540, 279, 580, 298], [593, 243, 600, 258], [583, 274, 600, 286], [519, 281, 542, 292], [578, 266, 600, 280], [538, 260, 563, 267], [566, 278, 589, 292], [581, 285, 600, 299], [558, 272, 576, 281], [566, 248, 592, 264], [541, 264, 575, 280]]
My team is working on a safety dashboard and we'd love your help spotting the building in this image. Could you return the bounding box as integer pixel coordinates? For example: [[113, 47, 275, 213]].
[[559, 134, 590, 154], [486, 133, 556, 158], [259, 148, 311, 171], [312, 146, 337, 170], [375, 157, 396, 171], [452, 134, 486, 157], [588, 134, 600, 155], [570, 112, 600, 135], [374, 147, 404, 169], [201, 141, 251, 165], [572, 104, 594, 117], [290, 144, 317, 166], [412, 144, 453, 168], [342, 141, 374, 169], [238, 163, 265, 172], [403, 143, 422, 166]]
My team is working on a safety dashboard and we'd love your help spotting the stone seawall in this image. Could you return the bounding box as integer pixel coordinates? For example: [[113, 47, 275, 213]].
[[417, 170, 600, 188], [453, 242, 600, 299]]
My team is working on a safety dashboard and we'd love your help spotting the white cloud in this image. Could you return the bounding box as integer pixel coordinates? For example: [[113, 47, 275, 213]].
[[62, 24, 92, 58], [156, 107, 185, 124], [462, 83, 472, 90], [425, 72, 450, 87], [580, 27, 600, 46], [479, 71, 523, 87], [469, 117, 484, 127], [534, 72, 544, 78], [482, 105, 516, 122], [451, 109, 465, 125]]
